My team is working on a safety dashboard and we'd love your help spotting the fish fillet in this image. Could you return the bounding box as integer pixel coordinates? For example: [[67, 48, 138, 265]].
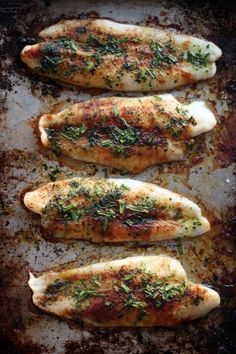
[[24, 178, 210, 242], [28, 255, 220, 327], [39, 94, 216, 173], [21, 19, 222, 91]]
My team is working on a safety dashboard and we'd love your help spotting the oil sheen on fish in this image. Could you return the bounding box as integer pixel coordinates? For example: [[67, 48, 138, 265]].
[[23, 178, 210, 242], [28, 255, 220, 327], [21, 19, 222, 91], [39, 94, 216, 173]]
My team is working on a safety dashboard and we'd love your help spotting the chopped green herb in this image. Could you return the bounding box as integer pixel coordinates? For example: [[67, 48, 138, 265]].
[[150, 40, 177, 67], [58, 37, 79, 51], [166, 117, 188, 138], [176, 238, 184, 255], [154, 95, 162, 101], [85, 61, 95, 73], [135, 67, 156, 83], [96, 118, 140, 157], [44, 183, 130, 230], [186, 50, 210, 68], [104, 73, 122, 88], [69, 181, 80, 197], [97, 208, 116, 231], [145, 67, 156, 79], [175, 105, 188, 116], [125, 294, 147, 309], [74, 286, 100, 303], [39, 37, 79, 72], [120, 283, 130, 293], [119, 200, 127, 214], [101, 139, 114, 147], [112, 104, 119, 117], [124, 273, 135, 281], [132, 37, 141, 43], [126, 198, 156, 214], [40, 55, 63, 72], [142, 280, 186, 308], [59, 124, 87, 140], [83, 34, 129, 57], [189, 116, 197, 126]]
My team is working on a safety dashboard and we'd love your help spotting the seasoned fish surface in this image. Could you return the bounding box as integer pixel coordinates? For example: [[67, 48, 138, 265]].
[[28, 255, 220, 327], [21, 19, 222, 91], [39, 94, 216, 173], [24, 178, 210, 242]]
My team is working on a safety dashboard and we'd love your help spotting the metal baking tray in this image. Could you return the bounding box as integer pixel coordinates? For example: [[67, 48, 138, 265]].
[[0, 0, 235, 353]]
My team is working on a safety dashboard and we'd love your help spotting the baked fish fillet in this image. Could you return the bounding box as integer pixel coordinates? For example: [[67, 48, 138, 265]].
[[21, 19, 222, 91], [24, 178, 210, 242], [39, 94, 216, 173], [28, 255, 220, 327]]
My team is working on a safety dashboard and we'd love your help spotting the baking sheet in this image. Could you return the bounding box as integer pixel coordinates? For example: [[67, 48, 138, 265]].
[[0, 0, 235, 353]]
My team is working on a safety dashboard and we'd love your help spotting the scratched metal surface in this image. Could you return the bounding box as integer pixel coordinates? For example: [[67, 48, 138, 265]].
[[0, 0, 235, 353]]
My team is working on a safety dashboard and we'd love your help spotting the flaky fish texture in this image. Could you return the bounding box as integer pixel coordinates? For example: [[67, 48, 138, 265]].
[[39, 94, 216, 173], [21, 19, 222, 91], [28, 255, 220, 327], [24, 178, 210, 242]]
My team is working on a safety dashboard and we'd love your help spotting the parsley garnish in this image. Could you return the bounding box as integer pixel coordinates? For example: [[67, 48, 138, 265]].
[[142, 280, 186, 308], [59, 124, 87, 140], [125, 294, 147, 309], [40, 55, 63, 72], [84, 61, 95, 73], [58, 37, 79, 51], [166, 117, 188, 138], [44, 183, 130, 231], [120, 283, 131, 293], [150, 40, 177, 67], [92, 118, 140, 157], [126, 198, 156, 214], [74, 282, 102, 305], [186, 50, 210, 68], [83, 34, 129, 57], [39, 37, 79, 72], [112, 104, 119, 117], [135, 68, 156, 83], [189, 116, 197, 126]]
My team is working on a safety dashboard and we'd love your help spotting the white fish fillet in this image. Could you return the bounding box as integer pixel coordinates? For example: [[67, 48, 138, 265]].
[[21, 19, 222, 91], [28, 255, 220, 327], [24, 178, 210, 242], [39, 94, 216, 172]]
